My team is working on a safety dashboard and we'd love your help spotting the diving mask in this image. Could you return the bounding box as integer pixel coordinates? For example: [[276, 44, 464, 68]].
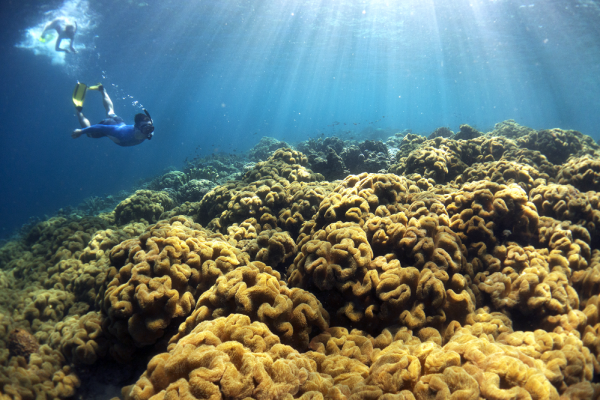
[[138, 109, 154, 139]]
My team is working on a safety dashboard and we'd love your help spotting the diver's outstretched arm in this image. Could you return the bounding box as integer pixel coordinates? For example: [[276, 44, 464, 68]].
[[69, 39, 77, 53], [99, 86, 116, 117]]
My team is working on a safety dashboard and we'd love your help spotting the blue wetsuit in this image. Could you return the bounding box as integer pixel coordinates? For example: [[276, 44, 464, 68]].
[[80, 117, 146, 147]]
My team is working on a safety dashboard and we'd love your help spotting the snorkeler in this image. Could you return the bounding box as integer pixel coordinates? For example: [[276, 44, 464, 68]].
[[40, 17, 78, 53], [71, 82, 155, 147]]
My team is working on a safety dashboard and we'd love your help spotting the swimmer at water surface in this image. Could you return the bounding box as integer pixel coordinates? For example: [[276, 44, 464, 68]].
[[41, 17, 78, 53]]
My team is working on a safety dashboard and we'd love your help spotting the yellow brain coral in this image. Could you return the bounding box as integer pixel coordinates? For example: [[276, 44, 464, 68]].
[[289, 174, 476, 333], [46, 311, 108, 366], [125, 315, 333, 400], [169, 263, 329, 351], [101, 216, 249, 361]]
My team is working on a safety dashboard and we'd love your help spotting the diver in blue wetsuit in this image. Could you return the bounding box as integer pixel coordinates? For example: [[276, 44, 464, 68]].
[[71, 83, 154, 146]]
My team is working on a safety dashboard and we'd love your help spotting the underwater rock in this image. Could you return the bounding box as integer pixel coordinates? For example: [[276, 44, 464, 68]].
[[8, 328, 39, 361]]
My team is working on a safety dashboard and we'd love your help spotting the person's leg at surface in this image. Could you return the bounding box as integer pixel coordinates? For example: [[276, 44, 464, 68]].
[[67, 22, 77, 53], [55, 36, 68, 53]]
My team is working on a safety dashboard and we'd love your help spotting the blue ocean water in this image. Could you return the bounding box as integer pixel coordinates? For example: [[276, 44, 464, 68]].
[[1, 0, 599, 240]]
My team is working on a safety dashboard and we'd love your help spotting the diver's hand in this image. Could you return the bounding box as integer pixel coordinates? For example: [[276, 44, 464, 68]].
[[72, 129, 83, 139]]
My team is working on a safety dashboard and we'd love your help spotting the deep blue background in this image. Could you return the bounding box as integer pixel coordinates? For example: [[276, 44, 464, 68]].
[[2, 0, 600, 239]]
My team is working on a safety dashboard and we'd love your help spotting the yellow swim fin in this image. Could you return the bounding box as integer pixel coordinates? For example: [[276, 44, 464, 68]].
[[72, 82, 87, 111], [39, 32, 55, 43], [87, 83, 103, 91]]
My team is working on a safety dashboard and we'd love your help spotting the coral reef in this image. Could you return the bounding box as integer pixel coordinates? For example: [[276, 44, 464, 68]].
[[1, 120, 600, 399], [46, 311, 108, 365], [0, 345, 80, 399]]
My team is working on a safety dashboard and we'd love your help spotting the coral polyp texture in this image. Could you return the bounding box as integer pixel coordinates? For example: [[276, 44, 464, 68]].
[[1, 120, 600, 399]]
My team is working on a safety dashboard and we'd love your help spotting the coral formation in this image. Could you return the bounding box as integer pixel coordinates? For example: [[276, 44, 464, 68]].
[[453, 124, 481, 140], [169, 263, 329, 350], [46, 311, 108, 365], [489, 119, 535, 139], [0, 345, 80, 399], [115, 190, 175, 225], [178, 178, 216, 203], [517, 128, 600, 165], [125, 315, 325, 400], [101, 216, 247, 361], [557, 155, 600, 192], [148, 171, 189, 191], [249, 136, 290, 161], [428, 126, 453, 139]]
